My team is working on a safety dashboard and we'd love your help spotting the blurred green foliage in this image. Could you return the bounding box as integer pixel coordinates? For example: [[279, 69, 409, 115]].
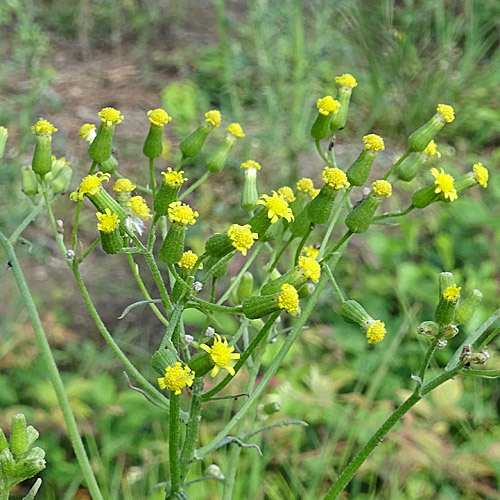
[[1, 0, 500, 498]]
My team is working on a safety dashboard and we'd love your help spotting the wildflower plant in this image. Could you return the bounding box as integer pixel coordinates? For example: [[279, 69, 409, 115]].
[[0, 81, 498, 500]]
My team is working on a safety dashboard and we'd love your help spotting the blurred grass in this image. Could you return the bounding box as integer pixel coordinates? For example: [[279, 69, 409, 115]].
[[1, 0, 500, 498]]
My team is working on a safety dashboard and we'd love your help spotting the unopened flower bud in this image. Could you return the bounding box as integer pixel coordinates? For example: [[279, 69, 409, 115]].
[[206, 464, 225, 480], [408, 104, 455, 152], [435, 283, 460, 325], [237, 272, 254, 302], [51, 164, 73, 194], [340, 300, 386, 344], [21, 166, 40, 197], [151, 349, 180, 375], [243, 284, 300, 319], [206, 123, 244, 173], [0, 126, 8, 158], [241, 160, 261, 211], [263, 400, 281, 414], [31, 119, 57, 177], [454, 289, 482, 325], [98, 154, 118, 174], [88, 107, 123, 163], [346, 134, 385, 186], [10, 413, 28, 459], [143, 108, 172, 159], [180, 110, 221, 158], [154, 169, 188, 215], [330, 74, 357, 132], [417, 320, 439, 337], [96, 209, 123, 255], [310, 96, 340, 140]]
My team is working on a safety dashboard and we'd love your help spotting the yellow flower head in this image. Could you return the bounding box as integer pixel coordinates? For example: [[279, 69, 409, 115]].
[[168, 201, 198, 226], [443, 284, 461, 302], [366, 319, 386, 344], [200, 333, 241, 377], [296, 177, 315, 195], [227, 123, 245, 138], [178, 250, 203, 270], [473, 162, 488, 188], [256, 191, 294, 224], [79, 123, 96, 139], [423, 140, 441, 158], [161, 167, 187, 187], [372, 180, 392, 198], [298, 256, 321, 283], [113, 178, 136, 192], [127, 196, 152, 220], [227, 224, 258, 256], [303, 245, 319, 259], [278, 284, 300, 313], [322, 167, 350, 190], [147, 108, 172, 127], [311, 188, 320, 199], [205, 110, 221, 127], [335, 73, 357, 88], [70, 172, 111, 201], [157, 362, 195, 395], [436, 104, 455, 123], [363, 134, 385, 152], [431, 167, 458, 202], [241, 160, 261, 171], [96, 208, 120, 233], [98, 107, 124, 126], [316, 96, 341, 116], [277, 186, 296, 203], [31, 119, 57, 135]]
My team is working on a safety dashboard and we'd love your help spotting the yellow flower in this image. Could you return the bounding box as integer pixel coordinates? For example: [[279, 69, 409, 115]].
[[316, 96, 341, 116], [296, 177, 315, 195], [366, 320, 386, 344], [278, 284, 300, 313], [227, 123, 245, 138], [277, 186, 296, 202], [298, 256, 321, 283], [372, 180, 392, 197], [127, 196, 152, 220], [79, 123, 96, 139], [31, 119, 57, 135], [147, 108, 172, 127], [168, 201, 198, 225], [205, 110, 221, 127], [70, 172, 111, 201], [473, 162, 488, 188], [178, 250, 203, 270], [443, 284, 461, 302], [157, 362, 195, 395], [256, 191, 294, 224], [113, 178, 136, 192], [98, 107, 124, 126], [335, 73, 357, 88], [436, 104, 455, 123], [431, 167, 458, 202], [322, 167, 350, 190], [241, 160, 261, 171], [303, 245, 319, 259], [363, 134, 385, 151], [227, 224, 258, 256], [423, 140, 441, 158], [96, 208, 120, 233], [200, 333, 241, 377], [311, 188, 320, 199], [161, 167, 187, 187]]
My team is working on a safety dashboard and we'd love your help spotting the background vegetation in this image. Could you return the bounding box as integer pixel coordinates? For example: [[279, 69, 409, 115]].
[[1, 0, 500, 498]]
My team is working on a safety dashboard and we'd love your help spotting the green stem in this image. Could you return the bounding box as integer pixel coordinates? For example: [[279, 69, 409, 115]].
[[72, 262, 172, 413], [417, 335, 440, 381], [144, 251, 173, 315], [160, 304, 184, 350], [8, 204, 44, 244], [0, 489, 9, 500], [383, 149, 411, 180], [201, 250, 236, 284], [127, 254, 169, 328], [179, 172, 210, 201], [190, 299, 243, 315], [72, 160, 97, 251], [268, 236, 293, 274], [294, 225, 312, 265], [80, 237, 101, 261], [179, 380, 203, 480], [115, 172, 152, 195], [149, 157, 156, 196], [147, 214, 160, 253], [323, 365, 463, 500], [42, 186, 70, 266], [373, 204, 414, 221], [461, 369, 500, 378], [315, 139, 332, 166], [320, 230, 352, 265], [200, 312, 280, 401], [324, 264, 345, 303], [0, 232, 104, 500], [169, 393, 181, 494]]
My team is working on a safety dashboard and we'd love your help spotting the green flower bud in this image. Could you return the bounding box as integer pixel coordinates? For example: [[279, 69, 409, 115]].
[[417, 320, 439, 337], [298, 283, 315, 298], [441, 324, 459, 339], [330, 74, 357, 132], [248, 207, 273, 239], [289, 206, 313, 238], [310, 96, 340, 140], [411, 184, 438, 208], [0, 126, 7, 159], [206, 464, 225, 480], [25, 426, 39, 451], [100, 229, 123, 254], [242, 284, 300, 319], [159, 223, 187, 264], [346, 150, 377, 186], [21, 166, 40, 196], [308, 185, 338, 224], [454, 289, 482, 325], [345, 180, 392, 233], [0, 448, 16, 479], [205, 233, 234, 259], [237, 272, 254, 302], [263, 400, 281, 415], [397, 153, 427, 182], [12, 456, 46, 483], [31, 119, 57, 177], [143, 124, 164, 159], [10, 413, 28, 459], [408, 104, 455, 152], [340, 300, 372, 327], [438, 272, 455, 295], [241, 161, 261, 211], [154, 169, 187, 215], [50, 165, 73, 194], [206, 136, 235, 173], [187, 351, 215, 378], [0, 429, 8, 453], [151, 349, 180, 375], [180, 110, 221, 158], [88, 123, 114, 163], [98, 154, 118, 174], [435, 283, 461, 325]]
